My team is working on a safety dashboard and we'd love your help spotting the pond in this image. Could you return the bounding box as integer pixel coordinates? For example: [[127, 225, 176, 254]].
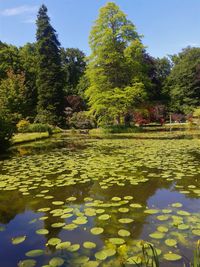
[[0, 134, 200, 267]]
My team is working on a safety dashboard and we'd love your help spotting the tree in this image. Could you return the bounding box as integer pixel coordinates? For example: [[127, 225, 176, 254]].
[[0, 70, 27, 122], [165, 47, 200, 114], [19, 43, 38, 118], [61, 48, 86, 95], [85, 2, 147, 125], [0, 43, 21, 81], [36, 5, 65, 125]]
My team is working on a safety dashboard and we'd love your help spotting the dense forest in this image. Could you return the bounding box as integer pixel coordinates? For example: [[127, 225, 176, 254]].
[[1, 2, 200, 150]]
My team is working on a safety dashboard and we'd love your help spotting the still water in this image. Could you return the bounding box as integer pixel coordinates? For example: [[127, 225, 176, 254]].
[[0, 134, 200, 267]]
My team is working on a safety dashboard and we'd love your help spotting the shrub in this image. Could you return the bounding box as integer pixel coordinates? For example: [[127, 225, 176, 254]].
[[16, 119, 30, 132], [0, 116, 14, 152], [103, 125, 142, 133], [69, 112, 96, 129]]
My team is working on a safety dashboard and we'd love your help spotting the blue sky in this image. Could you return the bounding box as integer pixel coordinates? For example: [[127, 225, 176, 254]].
[[0, 0, 200, 58]]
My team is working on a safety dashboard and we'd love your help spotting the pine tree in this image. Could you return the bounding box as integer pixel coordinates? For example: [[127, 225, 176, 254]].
[[36, 5, 64, 125]]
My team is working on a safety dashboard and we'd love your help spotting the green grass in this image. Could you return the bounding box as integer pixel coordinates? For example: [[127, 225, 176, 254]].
[[12, 132, 49, 144]]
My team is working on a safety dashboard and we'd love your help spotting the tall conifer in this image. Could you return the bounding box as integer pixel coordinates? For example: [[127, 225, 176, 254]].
[[36, 5, 64, 125]]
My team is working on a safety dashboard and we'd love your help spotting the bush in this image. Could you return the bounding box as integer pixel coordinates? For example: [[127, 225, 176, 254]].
[[103, 125, 142, 133], [16, 119, 30, 132], [0, 117, 14, 152], [17, 122, 53, 134], [69, 112, 96, 129]]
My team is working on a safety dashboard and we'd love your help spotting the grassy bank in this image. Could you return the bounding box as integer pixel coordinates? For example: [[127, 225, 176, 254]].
[[12, 132, 49, 144]]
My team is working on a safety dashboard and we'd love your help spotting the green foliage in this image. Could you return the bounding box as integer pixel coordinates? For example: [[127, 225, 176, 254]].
[[165, 47, 200, 113], [85, 2, 147, 125], [0, 116, 14, 152], [16, 119, 30, 132], [36, 5, 65, 126], [0, 70, 27, 122], [102, 125, 142, 134], [19, 43, 38, 117], [0, 42, 21, 81], [61, 48, 86, 95], [69, 111, 96, 129], [17, 123, 53, 134]]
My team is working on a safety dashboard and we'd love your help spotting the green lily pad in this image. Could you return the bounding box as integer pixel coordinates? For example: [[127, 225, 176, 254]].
[[63, 224, 78, 231], [165, 239, 177, 247], [12, 235, 26, 245], [144, 209, 159, 214], [177, 210, 190, 216], [192, 229, 200, 236], [52, 201, 64, 206], [47, 238, 61, 246], [51, 223, 65, 228], [178, 224, 189, 230], [49, 257, 64, 267], [171, 203, 183, 208], [157, 215, 169, 221], [90, 227, 104, 235], [163, 253, 182, 261], [118, 208, 129, 213], [56, 241, 71, 250], [126, 256, 142, 264], [149, 232, 165, 239], [118, 229, 131, 237], [67, 244, 80, 252], [83, 241, 96, 249], [109, 238, 125, 245], [157, 226, 168, 233], [36, 229, 49, 235], [82, 261, 99, 267], [25, 249, 44, 257], [18, 259, 36, 267], [118, 218, 133, 224], [95, 250, 107, 261], [98, 214, 110, 220]]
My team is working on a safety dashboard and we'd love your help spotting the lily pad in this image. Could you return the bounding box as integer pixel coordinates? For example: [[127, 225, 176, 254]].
[[118, 229, 131, 237], [36, 229, 49, 235], [49, 257, 64, 267], [90, 227, 104, 235], [47, 238, 61, 246], [149, 232, 165, 239], [163, 253, 182, 261], [165, 239, 177, 247], [18, 259, 36, 267], [83, 241, 96, 249], [12, 235, 26, 245], [25, 249, 44, 257]]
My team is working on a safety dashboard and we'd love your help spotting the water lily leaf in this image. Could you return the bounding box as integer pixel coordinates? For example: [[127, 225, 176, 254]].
[[178, 224, 189, 230], [83, 241, 96, 249], [82, 261, 99, 267], [149, 232, 165, 239], [95, 250, 107, 261], [18, 259, 36, 267], [192, 229, 200, 236], [56, 241, 71, 250], [49, 257, 64, 267], [157, 226, 168, 233], [51, 223, 65, 228], [144, 209, 159, 214], [108, 238, 125, 245], [47, 238, 61, 246], [118, 229, 131, 237], [118, 218, 133, 224], [12, 235, 26, 245], [36, 229, 49, 235], [163, 253, 182, 261], [90, 227, 104, 235], [126, 256, 142, 265], [72, 256, 89, 264], [52, 201, 64, 206], [165, 239, 177, 247], [157, 215, 169, 221], [171, 203, 183, 208], [130, 203, 142, 208], [25, 250, 44, 257], [63, 224, 78, 231], [98, 214, 110, 220], [118, 208, 129, 213], [67, 244, 80, 252], [177, 210, 190, 216]]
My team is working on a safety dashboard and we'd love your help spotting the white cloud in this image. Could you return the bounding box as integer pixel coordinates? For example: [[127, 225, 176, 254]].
[[1, 5, 38, 16]]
